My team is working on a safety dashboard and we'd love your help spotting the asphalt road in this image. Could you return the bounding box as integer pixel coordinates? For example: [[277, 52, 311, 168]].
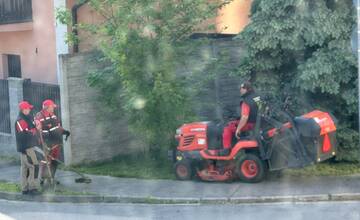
[[1, 200, 360, 220]]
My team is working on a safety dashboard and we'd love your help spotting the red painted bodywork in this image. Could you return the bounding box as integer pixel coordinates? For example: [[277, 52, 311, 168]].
[[175, 110, 337, 182], [197, 163, 235, 182], [302, 110, 336, 135], [199, 141, 258, 160], [264, 110, 337, 154], [176, 122, 208, 152], [176, 121, 258, 160], [266, 110, 336, 138]]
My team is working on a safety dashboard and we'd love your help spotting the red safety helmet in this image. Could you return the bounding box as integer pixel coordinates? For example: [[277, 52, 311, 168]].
[[19, 101, 33, 110], [42, 99, 57, 108]]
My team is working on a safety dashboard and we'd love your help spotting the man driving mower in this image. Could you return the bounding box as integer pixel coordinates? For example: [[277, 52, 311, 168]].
[[219, 81, 259, 156]]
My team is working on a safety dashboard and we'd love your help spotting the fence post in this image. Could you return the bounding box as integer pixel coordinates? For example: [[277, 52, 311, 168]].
[[2, 77, 24, 156], [8, 77, 24, 135], [59, 55, 72, 166]]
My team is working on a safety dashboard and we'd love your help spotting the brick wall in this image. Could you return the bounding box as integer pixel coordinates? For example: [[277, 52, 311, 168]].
[[59, 52, 143, 165]]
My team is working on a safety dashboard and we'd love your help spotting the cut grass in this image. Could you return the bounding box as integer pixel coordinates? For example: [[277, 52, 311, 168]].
[[0, 181, 21, 193], [284, 162, 360, 177], [0, 181, 93, 195], [70, 154, 175, 180], [70, 154, 360, 180]]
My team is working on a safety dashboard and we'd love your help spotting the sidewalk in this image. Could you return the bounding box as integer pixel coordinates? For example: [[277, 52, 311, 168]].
[[1, 164, 360, 204]]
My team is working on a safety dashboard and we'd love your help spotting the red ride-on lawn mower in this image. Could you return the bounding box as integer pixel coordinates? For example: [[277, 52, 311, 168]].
[[170, 99, 337, 183]]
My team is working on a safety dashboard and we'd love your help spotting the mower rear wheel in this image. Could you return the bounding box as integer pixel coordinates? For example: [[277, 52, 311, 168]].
[[174, 160, 193, 180], [236, 153, 266, 183]]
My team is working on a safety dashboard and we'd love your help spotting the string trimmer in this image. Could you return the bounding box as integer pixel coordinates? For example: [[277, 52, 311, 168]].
[[36, 133, 92, 184]]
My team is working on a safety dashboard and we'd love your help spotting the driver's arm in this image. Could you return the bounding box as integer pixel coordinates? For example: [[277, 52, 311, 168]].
[[236, 103, 250, 137]]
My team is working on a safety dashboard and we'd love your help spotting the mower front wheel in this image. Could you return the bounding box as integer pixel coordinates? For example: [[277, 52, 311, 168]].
[[236, 153, 266, 183], [174, 160, 193, 180]]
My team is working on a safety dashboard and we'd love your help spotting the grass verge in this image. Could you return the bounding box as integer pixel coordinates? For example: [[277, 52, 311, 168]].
[[0, 181, 93, 196], [284, 162, 360, 177], [70, 155, 360, 180], [0, 181, 21, 193], [0, 155, 20, 165], [69, 154, 175, 180]]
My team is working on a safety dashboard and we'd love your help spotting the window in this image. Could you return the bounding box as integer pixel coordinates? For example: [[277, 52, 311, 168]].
[[0, 0, 33, 25], [7, 54, 21, 78]]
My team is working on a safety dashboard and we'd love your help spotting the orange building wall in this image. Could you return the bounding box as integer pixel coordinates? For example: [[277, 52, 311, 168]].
[[68, 0, 252, 52], [216, 0, 252, 34], [66, 0, 105, 52], [0, 0, 58, 84]]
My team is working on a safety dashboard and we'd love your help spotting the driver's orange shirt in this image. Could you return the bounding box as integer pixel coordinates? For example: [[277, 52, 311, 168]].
[[240, 102, 254, 130], [241, 102, 250, 117]]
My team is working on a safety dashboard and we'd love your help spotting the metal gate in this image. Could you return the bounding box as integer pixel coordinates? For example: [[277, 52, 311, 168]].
[[23, 80, 63, 161], [22, 80, 61, 121], [0, 79, 11, 133]]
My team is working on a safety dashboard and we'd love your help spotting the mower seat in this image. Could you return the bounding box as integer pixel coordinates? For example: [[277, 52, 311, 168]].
[[207, 122, 224, 150], [231, 131, 252, 147]]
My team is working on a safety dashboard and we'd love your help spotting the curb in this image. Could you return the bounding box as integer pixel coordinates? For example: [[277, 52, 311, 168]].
[[2, 192, 360, 204]]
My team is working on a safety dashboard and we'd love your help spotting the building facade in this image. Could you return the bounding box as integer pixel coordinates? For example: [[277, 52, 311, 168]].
[[0, 0, 60, 84], [0, 0, 252, 84]]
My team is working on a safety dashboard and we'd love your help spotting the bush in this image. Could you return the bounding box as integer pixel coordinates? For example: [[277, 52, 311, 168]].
[[234, 0, 359, 161]]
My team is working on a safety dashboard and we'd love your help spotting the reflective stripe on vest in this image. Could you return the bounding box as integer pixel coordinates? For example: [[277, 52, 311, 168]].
[[49, 126, 59, 131], [16, 121, 23, 132]]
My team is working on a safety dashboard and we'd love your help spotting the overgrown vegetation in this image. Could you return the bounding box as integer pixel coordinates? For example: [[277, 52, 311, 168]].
[[58, 0, 229, 158], [235, 0, 359, 161], [58, 0, 359, 163]]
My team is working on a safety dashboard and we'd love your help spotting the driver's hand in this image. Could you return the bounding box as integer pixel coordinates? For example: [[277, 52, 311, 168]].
[[235, 129, 241, 139]]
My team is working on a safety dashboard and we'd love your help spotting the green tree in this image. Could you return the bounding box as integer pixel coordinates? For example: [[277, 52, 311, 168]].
[[236, 0, 358, 161], [61, 0, 229, 158]]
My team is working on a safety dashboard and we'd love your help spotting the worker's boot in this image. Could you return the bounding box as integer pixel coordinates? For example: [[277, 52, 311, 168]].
[[217, 149, 230, 156], [28, 189, 41, 195]]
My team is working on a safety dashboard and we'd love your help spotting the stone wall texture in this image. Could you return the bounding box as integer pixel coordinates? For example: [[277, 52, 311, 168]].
[[59, 52, 142, 165]]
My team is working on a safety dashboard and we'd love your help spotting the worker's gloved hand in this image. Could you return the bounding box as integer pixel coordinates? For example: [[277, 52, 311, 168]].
[[63, 130, 71, 141]]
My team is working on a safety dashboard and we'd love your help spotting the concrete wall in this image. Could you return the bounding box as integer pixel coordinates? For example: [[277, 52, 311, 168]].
[[59, 52, 141, 165], [59, 38, 245, 165], [0, 78, 24, 157], [0, 0, 58, 84]]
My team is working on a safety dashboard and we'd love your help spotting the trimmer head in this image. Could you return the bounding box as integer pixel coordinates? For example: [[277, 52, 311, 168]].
[[75, 177, 92, 184]]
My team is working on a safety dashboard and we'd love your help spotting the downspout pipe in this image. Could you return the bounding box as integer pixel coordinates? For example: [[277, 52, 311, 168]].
[[71, 0, 89, 53]]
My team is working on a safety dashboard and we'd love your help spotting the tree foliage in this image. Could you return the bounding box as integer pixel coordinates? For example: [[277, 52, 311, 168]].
[[61, 0, 228, 157], [236, 0, 359, 161]]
